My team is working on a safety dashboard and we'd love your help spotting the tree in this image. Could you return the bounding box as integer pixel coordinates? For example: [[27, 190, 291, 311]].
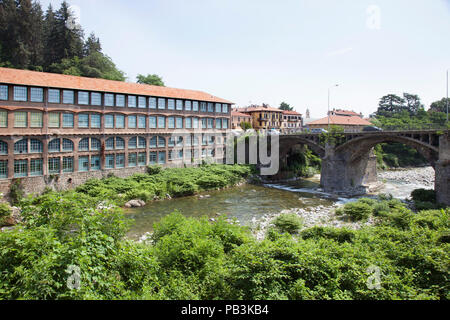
[[240, 121, 252, 130], [83, 32, 102, 56], [279, 102, 293, 111], [403, 93, 424, 115], [429, 98, 450, 113], [376, 94, 405, 116], [136, 74, 165, 86]]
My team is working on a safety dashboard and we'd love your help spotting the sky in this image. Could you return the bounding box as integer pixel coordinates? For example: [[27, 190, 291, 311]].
[[39, 0, 450, 118]]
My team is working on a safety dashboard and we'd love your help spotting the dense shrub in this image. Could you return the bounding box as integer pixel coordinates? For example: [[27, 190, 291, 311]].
[[411, 189, 436, 203], [271, 214, 303, 234], [339, 201, 373, 221]]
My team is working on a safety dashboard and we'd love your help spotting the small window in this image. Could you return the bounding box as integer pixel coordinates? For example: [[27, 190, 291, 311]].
[[91, 156, 101, 171], [63, 90, 74, 104], [91, 114, 101, 128], [91, 92, 102, 106], [208, 103, 214, 112], [78, 91, 89, 105], [138, 96, 146, 108], [150, 137, 157, 148], [158, 98, 165, 109], [185, 101, 192, 111], [79, 138, 90, 152], [222, 104, 228, 113], [30, 88, 44, 102], [0, 85, 8, 101], [78, 156, 89, 172], [0, 111, 8, 128], [78, 114, 89, 128], [149, 116, 157, 129], [193, 101, 199, 112], [116, 115, 125, 128], [149, 97, 157, 109], [158, 136, 166, 148], [116, 137, 125, 150], [193, 117, 199, 129], [138, 137, 146, 149], [105, 115, 114, 128], [167, 99, 175, 110], [116, 95, 125, 107], [128, 95, 137, 108], [200, 102, 207, 112], [14, 139, 28, 154], [168, 117, 175, 129], [48, 89, 60, 103], [63, 113, 74, 128], [105, 94, 115, 106], [0, 140, 8, 155], [176, 117, 183, 129], [128, 115, 137, 129], [48, 139, 61, 153], [14, 159, 28, 178], [116, 154, 125, 168], [30, 139, 43, 153], [129, 137, 137, 149], [158, 151, 166, 164], [105, 138, 115, 150], [48, 158, 60, 174], [91, 138, 101, 151], [62, 139, 74, 152], [138, 152, 147, 166], [215, 103, 221, 113], [105, 155, 115, 169], [13, 86, 27, 101], [185, 117, 192, 129], [63, 157, 74, 173], [138, 116, 146, 129], [176, 100, 183, 111], [0, 160, 8, 179], [48, 113, 60, 128], [149, 152, 157, 164], [14, 111, 28, 128], [157, 116, 165, 129], [30, 112, 43, 128], [128, 153, 137, 167]]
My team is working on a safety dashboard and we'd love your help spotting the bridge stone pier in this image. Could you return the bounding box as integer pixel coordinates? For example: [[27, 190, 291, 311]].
[[278, 130, 450, 206]]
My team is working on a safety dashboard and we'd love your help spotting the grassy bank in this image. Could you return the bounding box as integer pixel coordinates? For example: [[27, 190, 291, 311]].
[[73, 164, 253, 206], [0, 186, 448, 299]]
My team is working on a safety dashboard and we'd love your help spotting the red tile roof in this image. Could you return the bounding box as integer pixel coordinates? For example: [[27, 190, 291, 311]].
[[307, 115, 372, 126], [232, 111, 251, 117], [0, 67, 233, 104], [282, 110, 302, 115], [332, 109, 361, 116], [238, 105, 282, 113]]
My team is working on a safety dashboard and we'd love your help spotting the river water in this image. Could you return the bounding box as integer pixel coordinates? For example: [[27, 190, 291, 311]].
[[125, 168, 434, 240]]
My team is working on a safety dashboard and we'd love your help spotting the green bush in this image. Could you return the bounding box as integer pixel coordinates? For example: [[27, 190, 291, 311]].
[[340, 201, 373, 221], [147, 165, 162, 175], [300, 226, 356, 243], [9, 179, 24, 206], [272, 214, 303, 234], [411, 189, 436, 203]]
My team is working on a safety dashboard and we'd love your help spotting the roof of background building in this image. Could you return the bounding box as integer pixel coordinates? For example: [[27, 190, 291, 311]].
[[238, 105, 283, 113], [282, 110, 302, 116], [232, 111, 252, 117], [307, 115, 372, 126], [0, 67, 233, 104], [332, 109, 362, 116]]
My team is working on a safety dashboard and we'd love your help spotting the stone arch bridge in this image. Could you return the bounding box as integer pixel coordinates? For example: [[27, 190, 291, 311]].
[[278, 130, 450, 205]]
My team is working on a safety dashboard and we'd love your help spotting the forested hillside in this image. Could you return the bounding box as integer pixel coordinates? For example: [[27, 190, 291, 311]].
[[0, 0, 125, 80]]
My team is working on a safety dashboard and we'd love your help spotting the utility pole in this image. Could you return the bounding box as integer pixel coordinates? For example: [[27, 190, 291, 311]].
[[447, 69, 449, 123]]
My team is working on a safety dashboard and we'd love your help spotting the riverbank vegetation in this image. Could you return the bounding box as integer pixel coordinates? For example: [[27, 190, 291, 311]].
[[0, 185, 448, 299]]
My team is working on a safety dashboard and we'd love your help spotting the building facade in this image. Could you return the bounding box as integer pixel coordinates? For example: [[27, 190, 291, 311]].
[[231, 110, 252, 130], [281, 110, 303, 133], [0, 67, 232, 194], [236, 104, 283, 130], [307, 115, 372, 132]]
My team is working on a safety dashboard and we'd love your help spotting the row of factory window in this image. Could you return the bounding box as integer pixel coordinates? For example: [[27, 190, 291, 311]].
[[0, 148, 221, 178], [0, 135, 225, 155], [0, 84, 229, 113], [0, 110, 229, 129]]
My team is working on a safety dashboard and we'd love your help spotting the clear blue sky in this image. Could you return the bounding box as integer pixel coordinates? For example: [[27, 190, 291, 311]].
[[40, 0, 450, 118]]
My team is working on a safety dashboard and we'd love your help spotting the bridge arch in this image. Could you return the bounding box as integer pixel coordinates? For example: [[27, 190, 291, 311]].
[[334, 134, 439, 168], [279, 135, 325, 158]]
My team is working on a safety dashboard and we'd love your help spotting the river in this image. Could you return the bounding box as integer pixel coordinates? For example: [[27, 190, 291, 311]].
[[125, 167, 435, 241]]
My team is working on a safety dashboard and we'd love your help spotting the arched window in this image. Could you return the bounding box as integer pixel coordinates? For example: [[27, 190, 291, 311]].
[[62, 139, 74, 152], [91, 138, 101, 151], [105, 137, 115, 150], [158, 136, 166, 148], [48, 139, 61, 153], [0, 140, 8, 155], [14, 139, 28, 154], [30, 139, 43, 153], [79, 138, 90, 151], [129, 137, 137, 149], [138, 137, 146, 149], [150, 136, 157, 148], [115, 137, 125, 150]]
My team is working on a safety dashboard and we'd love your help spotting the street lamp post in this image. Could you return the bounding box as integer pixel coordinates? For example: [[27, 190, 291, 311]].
[[328, 84, 339, 131]]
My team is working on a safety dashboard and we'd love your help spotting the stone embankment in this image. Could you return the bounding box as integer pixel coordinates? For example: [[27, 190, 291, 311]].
[[378, 166, 435, 188]]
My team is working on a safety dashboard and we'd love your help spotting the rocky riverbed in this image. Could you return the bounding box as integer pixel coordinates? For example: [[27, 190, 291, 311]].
[[251, 204, 377, 241], [378, 166, 435, 188]]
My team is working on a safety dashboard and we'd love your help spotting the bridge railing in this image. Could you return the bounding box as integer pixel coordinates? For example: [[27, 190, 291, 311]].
[[380, 123, 450, 131]]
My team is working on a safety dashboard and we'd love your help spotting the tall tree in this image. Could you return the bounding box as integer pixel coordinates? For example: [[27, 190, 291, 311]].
[[376, 94, 405, 116], [429, 98, 450, 113], [83, 33, 102, 56], [279, 102, 293, 111], [136, 74, 165, 86], [403, 93, 424, 115]]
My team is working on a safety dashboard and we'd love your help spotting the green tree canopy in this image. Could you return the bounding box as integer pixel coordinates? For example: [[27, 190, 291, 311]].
[[279, 102, 293, 111], [136, 74, 165, 86], [429, 98, 450, 113]]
